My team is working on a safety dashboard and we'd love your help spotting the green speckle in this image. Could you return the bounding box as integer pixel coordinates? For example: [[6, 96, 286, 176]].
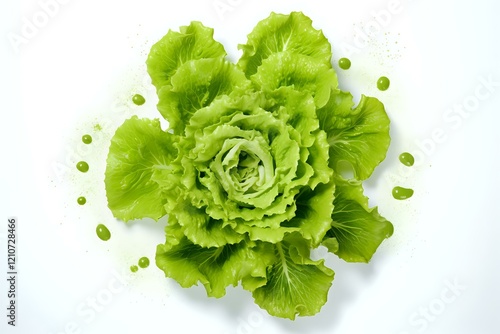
[[132, 94, 146, 106], [77, 196, 86, 205], [377, 76, 390, 91], [392, 186, 414, 200], [82, 134, 92, 144], [399, 152, 415, 167], [138, 257, 150, 268], [96, 224, 111, 241], [94, 124, 102, 131], [76, 161, 89, 173], [338, 57, 351, 70], [130, 265, 139, 273]]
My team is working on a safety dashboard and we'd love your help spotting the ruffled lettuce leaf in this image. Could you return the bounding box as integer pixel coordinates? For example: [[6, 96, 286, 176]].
[[266, 87, 332, 190], [156, 222, 276, 297], [147, 21, 226, 92], [251, 51, 337, 108], [317, 91, 391, 180], [157, 57, 252, 134], [238, 11, 332, 77], [104, 116, 178, 221], [168, 198, 246, 248], [267, 86, 319, 147], [251, 234, 334, 320], [323, 178, 393, 263]]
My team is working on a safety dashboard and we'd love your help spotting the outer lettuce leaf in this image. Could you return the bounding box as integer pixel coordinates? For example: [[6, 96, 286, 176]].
[[104, 116, 178, 221], [252, 234, 334, 320], [317, 91, 391, 180], [238, 11, 332, 77], [156, 222, 276, 297], [147, 21, 226, 92], [157, 57, 252, 134], [251, 51, 337, 108], [323, 178, 394, 263]]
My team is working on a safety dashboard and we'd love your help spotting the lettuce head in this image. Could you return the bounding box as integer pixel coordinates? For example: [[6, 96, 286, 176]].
[[104, 12, 393, 320]]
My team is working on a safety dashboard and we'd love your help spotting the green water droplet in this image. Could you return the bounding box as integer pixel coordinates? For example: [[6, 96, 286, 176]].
[[338, 57, 351, 70], [130, 265, 139, 273], [77, 196, 86, 205], [138, 257, 150, 268], [392, 186, 414, 200], [377, 76, 390, 91], [399, 152, 415, 167], [132, 94, 146, 106], [76, 161, 89, 173], [82, 134, 92, 144], [96, 224, 111, 241]]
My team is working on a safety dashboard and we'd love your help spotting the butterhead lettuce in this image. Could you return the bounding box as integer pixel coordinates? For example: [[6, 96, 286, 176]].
[[104, 11, 393, 320]]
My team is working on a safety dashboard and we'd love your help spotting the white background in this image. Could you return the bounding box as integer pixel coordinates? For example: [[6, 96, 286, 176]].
[[1, 0, 500, 333]]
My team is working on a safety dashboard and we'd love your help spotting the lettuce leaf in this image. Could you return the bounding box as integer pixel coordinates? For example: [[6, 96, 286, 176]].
[[147, 21, 226, 92], [323, 178, 394, 263], [157, 57, 252, 134], [252, 234, 334, 320], [104, 116, 178, 221], [156, 222, 275, 297], [251, 51, 337, 108], [317, 91, 391, 180], [238, 11, 332, 77]]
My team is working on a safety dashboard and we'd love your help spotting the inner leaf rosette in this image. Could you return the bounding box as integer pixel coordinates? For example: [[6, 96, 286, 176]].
[[166, 92, 334, 248]]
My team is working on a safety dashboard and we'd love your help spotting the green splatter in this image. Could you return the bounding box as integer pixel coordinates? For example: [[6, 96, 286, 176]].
[[130, 265, 139, 273], [82, 134, 92, 144], [96, 224, 111, 241], [338, 57, 351, 70], [132, 94, 146, 106], [399, 152, 414, 167], [138, 257, 150, 268], [392, 186, 414, 200], [76, 161, 89, 173], [377, 76, 390, 91]]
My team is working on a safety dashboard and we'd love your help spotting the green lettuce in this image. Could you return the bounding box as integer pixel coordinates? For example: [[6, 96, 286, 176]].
[[237, 11, 332, 77], [147, 21, 226, 92], [323, 177, 394, 263], [317, 91, 391, 180], [104, 11, 393, 320], [105, 116, 178, 221]]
